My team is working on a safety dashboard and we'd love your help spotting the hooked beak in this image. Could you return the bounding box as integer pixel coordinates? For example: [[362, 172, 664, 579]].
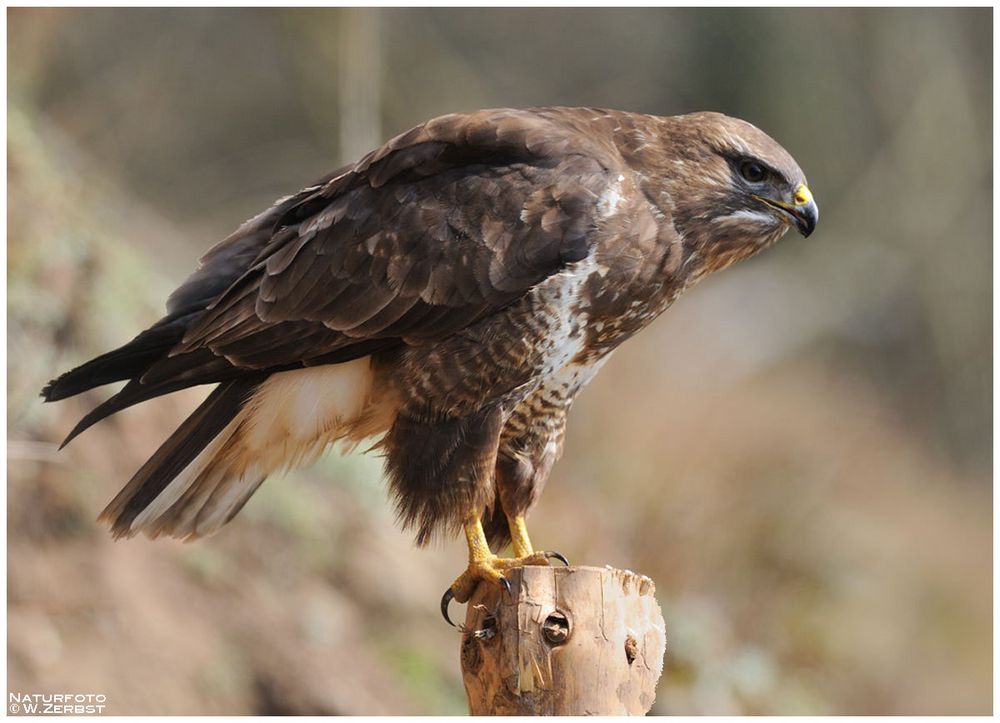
[[754, 184, 819, 238]]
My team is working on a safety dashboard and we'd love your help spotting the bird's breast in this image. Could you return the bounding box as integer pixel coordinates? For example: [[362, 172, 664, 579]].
[[566, 249, 683, 364]]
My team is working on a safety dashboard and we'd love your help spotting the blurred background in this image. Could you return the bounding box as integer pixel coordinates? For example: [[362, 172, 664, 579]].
[[7, 7, 991, 715]]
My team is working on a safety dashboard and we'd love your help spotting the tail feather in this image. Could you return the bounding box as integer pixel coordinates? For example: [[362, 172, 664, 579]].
[[138, 456, 266, 540], [98, 373, 266, 538], [93, 359, 391, 542], [58, 350, 236, 449], [41, 316, 194, 402]]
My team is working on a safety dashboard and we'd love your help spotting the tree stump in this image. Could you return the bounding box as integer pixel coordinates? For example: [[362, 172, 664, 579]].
[[459, 565, 665, 715]]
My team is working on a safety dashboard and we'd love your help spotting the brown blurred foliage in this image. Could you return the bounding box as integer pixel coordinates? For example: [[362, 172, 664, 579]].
[[8, 7, 991, 715]]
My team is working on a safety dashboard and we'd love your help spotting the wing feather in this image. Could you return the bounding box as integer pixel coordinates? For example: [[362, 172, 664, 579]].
[[107, 109, 626, 405]]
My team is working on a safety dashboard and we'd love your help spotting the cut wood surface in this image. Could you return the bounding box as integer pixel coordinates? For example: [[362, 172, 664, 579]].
[[460, 565, 666, 715]]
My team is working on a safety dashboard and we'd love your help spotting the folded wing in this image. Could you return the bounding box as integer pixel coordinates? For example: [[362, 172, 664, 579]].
[[45, 107, 623, 444]]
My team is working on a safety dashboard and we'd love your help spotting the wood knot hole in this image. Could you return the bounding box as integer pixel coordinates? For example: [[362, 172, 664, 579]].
[[474, 614, 498, 642], [625, 634, 638, 665], [542, 611, 570, 645], [462, 615, 498, 673], [461, 631, 481, 672]]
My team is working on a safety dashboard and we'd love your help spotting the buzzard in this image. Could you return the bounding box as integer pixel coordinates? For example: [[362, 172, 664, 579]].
[[42, 107, 817, 623]]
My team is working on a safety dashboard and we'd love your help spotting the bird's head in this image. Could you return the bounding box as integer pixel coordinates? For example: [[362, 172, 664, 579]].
[[654, 112, 818, 274]]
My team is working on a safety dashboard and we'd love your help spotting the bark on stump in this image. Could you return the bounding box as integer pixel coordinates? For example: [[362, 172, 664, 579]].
[[460, 565, 665, 715]]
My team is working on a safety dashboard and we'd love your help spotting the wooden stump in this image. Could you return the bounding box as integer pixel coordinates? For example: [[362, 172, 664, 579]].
[[460, 565, 665, 715]]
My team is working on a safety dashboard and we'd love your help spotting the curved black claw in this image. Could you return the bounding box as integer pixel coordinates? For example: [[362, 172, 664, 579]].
[[545, 551, 570, 566], [441, 588, 456, 627], [499, 575, 512, 598]]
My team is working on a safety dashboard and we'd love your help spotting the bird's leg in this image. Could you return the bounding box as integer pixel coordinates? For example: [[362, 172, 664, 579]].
[[503, 513, 568, 568], [457, 513, 505, 596], [508, 514, 535, 558], [441, 512, 569, 626]]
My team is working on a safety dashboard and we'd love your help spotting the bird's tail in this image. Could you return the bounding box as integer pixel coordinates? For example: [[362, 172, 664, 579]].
[[99, 359, 391, 541], [41, 313, 238, 449], [99, 373, 269, 540], [41, 321, 187, 403]]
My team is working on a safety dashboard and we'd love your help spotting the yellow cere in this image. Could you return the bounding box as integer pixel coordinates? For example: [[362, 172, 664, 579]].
[[793, 184, 813, 206]]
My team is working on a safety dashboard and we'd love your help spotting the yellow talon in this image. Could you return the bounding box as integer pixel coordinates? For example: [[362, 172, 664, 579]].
[[440, 513, 568, 626], [449, 516, 550, 601]]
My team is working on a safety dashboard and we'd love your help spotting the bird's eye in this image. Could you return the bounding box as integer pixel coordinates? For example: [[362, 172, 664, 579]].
[[739, 161, 766, 184]]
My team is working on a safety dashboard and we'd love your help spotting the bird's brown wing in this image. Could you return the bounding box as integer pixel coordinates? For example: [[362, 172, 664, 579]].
[[52, 108, 625, 446], [164, 164, 352, 319], [164, 108, 622, 375]]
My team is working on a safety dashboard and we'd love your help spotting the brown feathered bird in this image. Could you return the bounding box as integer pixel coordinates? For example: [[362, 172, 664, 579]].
[[42, 107, 817, 622]]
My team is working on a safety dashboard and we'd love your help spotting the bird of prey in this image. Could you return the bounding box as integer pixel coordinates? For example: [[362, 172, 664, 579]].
[[42, 107, 817, 623]]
